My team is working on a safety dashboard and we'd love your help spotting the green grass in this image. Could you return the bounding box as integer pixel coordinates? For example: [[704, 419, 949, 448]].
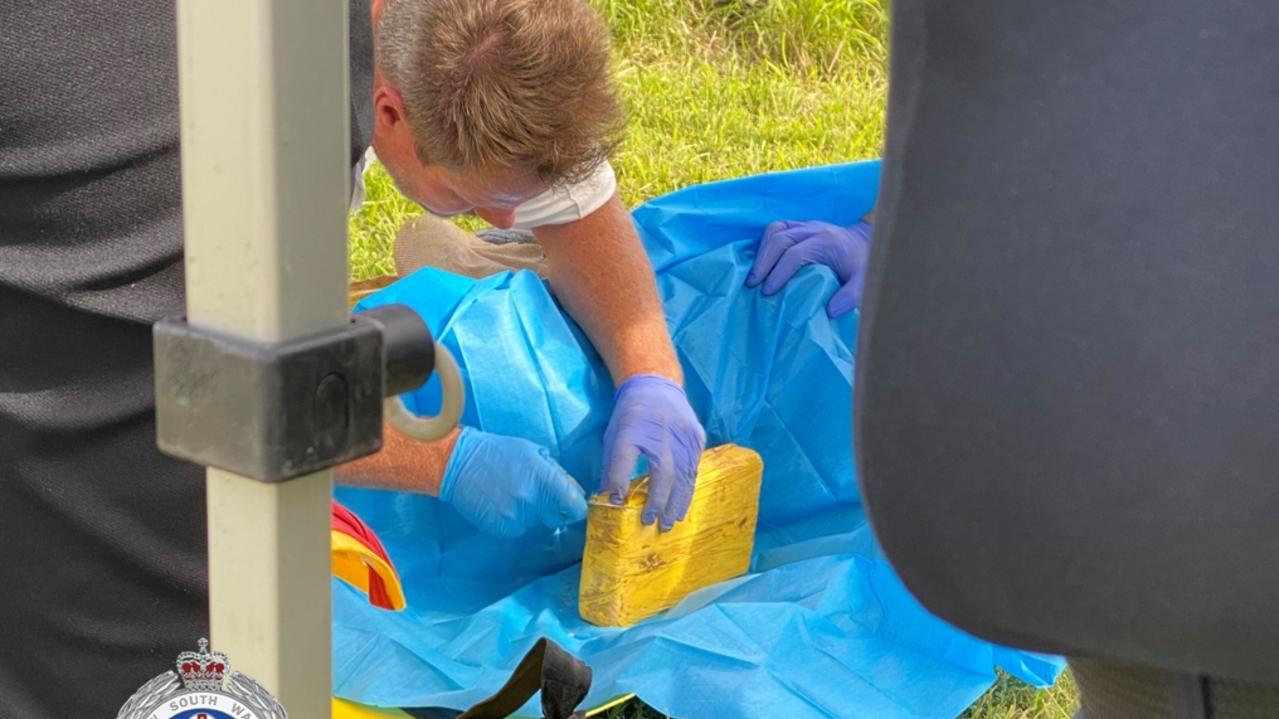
[[962, 671, 1079, 719], [348, 1, 1080, 716]]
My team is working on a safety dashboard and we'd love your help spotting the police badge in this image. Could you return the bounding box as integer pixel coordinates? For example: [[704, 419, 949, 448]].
[[115, 639, 287, 719]]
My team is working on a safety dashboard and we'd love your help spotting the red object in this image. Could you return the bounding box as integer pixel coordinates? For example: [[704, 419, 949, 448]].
[[331, 500, 398, 610]]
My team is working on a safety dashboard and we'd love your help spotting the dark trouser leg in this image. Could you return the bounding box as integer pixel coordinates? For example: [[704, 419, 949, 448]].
[[1070, 658, 1279, 719]]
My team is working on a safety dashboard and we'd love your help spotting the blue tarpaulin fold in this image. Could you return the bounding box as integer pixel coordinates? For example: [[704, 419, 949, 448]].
[[336, 160, 1064, 719]]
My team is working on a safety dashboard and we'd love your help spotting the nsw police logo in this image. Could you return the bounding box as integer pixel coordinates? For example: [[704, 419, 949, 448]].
[[116, 638, 287, 719]]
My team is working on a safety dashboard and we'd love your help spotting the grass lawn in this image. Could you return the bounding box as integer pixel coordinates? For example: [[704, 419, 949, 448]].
[[348, 1, 1081, 716]]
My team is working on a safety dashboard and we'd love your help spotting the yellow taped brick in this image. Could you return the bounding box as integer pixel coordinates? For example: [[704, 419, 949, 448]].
[[579, 444, 763, 627]]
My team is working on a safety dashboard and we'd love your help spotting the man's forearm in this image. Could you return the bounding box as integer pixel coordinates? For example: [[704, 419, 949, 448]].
[[533, 193, 682, 386], [334, 424, 459, 494]]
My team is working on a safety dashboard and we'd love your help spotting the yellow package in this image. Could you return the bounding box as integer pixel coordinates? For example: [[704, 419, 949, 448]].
[[579, 444, 763, 627]]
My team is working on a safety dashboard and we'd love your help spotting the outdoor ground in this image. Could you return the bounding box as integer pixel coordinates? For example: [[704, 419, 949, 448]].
[[347, 1, 1081, 717]]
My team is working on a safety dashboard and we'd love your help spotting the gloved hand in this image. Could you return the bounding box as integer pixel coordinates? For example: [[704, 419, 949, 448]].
[[600, 374, 707, 531], [439, 427, 588, 538], [744, 219, 873, 318]]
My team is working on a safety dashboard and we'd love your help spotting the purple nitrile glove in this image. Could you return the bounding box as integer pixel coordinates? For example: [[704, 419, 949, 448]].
[[744, 219, 873, 318], [599, 374, 707, 531], [440, 427, 588, 539]]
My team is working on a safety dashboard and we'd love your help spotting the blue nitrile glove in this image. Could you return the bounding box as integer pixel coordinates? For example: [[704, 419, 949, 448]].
[[599, 374, 707, 531], [439, 428, 588, 538], [745, 219, 873, 318]]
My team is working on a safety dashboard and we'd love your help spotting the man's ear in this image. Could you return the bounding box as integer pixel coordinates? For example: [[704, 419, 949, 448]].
[[373, 85, 406, 131]]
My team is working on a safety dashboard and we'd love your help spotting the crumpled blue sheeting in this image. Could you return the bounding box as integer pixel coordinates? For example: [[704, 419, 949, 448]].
[[336, 160, 1064, 719]]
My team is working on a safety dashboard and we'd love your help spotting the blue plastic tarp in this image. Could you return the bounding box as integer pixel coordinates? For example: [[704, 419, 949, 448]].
[[336, 160, 1064, 719]]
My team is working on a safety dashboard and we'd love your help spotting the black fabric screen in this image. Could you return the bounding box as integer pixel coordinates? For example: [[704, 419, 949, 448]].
[[857, 0, 1279, 684], [0, 0, 372, 713]]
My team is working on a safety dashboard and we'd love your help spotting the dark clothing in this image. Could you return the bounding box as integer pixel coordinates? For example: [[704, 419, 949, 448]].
[[859, 0, 1279, 690], [0, 0, 371, 715], [1072, 659, 1279, 719]]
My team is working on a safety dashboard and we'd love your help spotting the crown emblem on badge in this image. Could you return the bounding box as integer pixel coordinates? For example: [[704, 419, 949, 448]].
[[176, 638, 229, 691], [118, 637, 285, 719]]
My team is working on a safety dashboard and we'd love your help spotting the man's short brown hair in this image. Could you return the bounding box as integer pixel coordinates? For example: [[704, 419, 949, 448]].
[[377, 0, 624, 185]]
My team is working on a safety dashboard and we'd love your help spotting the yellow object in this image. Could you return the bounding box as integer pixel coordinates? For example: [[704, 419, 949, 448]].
[[579, 444, 763, 627], [333, 698, 411, 719], [331, 531, 408, 611]]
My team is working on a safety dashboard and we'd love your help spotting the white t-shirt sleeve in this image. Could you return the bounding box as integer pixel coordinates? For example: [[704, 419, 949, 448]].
[[349, 147, 376, 215], [511, 160, 618, 230]]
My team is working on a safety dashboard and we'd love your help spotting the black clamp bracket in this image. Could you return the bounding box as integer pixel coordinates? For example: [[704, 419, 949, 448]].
[[153, 304, 435, 482]]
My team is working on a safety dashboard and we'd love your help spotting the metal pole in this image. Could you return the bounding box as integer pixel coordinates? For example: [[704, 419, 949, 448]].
[[176, 0, 349, 714]]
